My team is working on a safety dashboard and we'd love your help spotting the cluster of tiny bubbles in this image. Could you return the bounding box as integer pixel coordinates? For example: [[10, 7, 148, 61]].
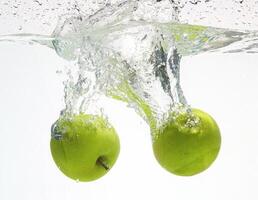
[[151, 103, 201, 139], [51, 109, 112, 141], [169, 104, 201, 129], [51, 109, 82, 141], [172, 105, 202, 135]]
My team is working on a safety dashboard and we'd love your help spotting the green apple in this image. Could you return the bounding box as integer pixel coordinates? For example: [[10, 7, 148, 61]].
[[50, 113, 120, 182], [152, 108, 221, 176]]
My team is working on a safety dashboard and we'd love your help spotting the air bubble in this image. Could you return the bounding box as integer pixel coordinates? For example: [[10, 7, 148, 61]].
[[51, 121, 63, 140]]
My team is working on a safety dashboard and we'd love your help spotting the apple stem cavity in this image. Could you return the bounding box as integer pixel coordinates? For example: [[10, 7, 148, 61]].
[[97, 157, 110, 171]]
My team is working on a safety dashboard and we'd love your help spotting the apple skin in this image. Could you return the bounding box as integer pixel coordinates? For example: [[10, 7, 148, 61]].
[[152, 108, 221, 176], [50, 114, 120, 182]]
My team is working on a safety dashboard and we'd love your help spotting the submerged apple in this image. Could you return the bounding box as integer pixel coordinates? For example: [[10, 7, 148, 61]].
[[152, 108, 221, 176], [50, 113, 120, 182]]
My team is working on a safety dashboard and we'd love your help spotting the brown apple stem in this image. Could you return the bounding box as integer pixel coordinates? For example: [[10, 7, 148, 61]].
[[97, 157, 110, 171]]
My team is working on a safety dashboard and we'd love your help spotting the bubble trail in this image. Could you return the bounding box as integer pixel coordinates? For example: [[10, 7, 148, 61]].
[[0, 0, 258, 128]]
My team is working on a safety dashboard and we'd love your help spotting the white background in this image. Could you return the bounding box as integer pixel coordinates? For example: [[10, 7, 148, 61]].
[[0, 42, 258, 200]]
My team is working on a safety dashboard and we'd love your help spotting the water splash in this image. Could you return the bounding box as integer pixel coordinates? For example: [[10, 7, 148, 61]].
[[1, 0, 258, 130]]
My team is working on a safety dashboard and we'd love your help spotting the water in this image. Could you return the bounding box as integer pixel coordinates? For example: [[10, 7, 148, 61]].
[[0, 0, 257, 150], [20, 6, 258, 129], [1, 0, 258, 199], [1, 8, 258, 131]]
